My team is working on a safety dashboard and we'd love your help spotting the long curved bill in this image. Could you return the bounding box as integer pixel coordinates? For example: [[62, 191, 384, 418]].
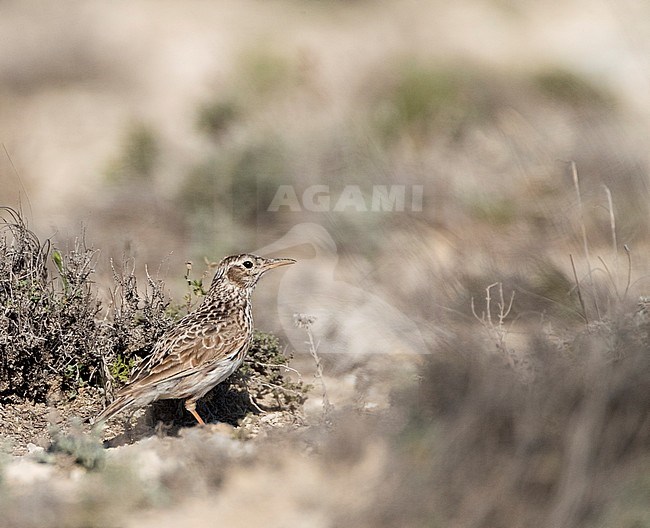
[[261, 257, 296, 270]]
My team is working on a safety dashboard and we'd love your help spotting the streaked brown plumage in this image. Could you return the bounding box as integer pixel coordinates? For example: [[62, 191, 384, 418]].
[[95, 253, 295, 425]]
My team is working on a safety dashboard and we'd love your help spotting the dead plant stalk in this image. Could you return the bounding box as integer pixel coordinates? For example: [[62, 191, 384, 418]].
[[294, 314, 332, 418], [471, 282, 515, 367]]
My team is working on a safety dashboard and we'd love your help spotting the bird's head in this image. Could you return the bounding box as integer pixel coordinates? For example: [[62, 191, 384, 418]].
[[216, 253, 296, 290]]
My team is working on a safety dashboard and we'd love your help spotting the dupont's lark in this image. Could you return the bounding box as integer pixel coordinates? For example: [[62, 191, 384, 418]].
[[95, 254, 295, 425]]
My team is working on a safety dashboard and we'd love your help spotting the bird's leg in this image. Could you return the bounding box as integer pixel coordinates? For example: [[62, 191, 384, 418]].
[[184, 399, 206, 425]]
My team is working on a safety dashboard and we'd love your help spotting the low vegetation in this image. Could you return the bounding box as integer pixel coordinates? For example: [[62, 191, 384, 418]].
[[0, 206, 307, 428], [358, 314, 650, 528]]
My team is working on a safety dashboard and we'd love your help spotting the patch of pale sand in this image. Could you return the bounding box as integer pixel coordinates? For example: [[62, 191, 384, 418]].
[[125, 439, 387, 528]]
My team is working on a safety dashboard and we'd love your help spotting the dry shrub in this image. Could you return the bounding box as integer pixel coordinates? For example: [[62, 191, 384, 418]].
[[0, 207, 306, 426], [0, 207, 101, 402]]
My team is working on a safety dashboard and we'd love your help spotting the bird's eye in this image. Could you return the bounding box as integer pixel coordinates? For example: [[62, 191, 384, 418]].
[[242, 260, 253, 269]]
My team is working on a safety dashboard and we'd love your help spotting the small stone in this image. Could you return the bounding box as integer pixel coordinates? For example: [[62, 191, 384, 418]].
[[26, 442, 45, 454]]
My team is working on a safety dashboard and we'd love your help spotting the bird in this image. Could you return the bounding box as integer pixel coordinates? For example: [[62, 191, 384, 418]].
[[94, 253, 295, 425]]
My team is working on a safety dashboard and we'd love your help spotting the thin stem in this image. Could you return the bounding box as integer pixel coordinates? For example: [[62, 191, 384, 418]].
[[570, 254, 589, 325], [572, 162, 600, 320]]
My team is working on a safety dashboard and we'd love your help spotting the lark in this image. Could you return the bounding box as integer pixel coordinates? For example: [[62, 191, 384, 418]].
[[95, 254, 295, 425]]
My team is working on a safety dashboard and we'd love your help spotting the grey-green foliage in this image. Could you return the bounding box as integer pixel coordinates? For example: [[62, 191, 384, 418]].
[[47, 421, 105, 470], [0, 207, 101, 401]]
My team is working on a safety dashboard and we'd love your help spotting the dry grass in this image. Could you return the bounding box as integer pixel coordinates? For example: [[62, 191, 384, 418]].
[[356, 316, 650, 528]]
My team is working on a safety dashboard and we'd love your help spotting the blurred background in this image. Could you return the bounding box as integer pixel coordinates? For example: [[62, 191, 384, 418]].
[[3, 2, 650, 527], [2, 0, 650, 361]]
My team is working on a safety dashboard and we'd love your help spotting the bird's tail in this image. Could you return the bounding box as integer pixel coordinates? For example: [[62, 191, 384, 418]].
[[92, 395, 136, 425]]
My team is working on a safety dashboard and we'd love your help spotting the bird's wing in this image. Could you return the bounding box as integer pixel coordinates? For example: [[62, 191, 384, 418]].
[[121, 310, 249, 395]]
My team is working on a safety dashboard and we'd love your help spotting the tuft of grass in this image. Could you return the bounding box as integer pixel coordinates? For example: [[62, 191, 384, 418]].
[[228, 139, 289, 224], [368, 60, 507, 145], [529, 260, 582, 319]]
